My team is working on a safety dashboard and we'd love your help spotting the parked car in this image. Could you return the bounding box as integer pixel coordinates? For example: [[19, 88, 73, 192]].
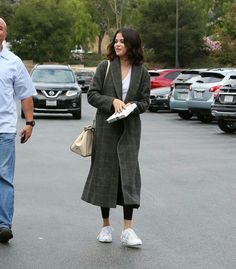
[[149, 69, 182, 89], [211, 75, 236, 133], [169, 69, 205, 119], [74, 69, 94, 93], [186, 69, 236, 123], [149, 87, 171, 112], [29, 64, 82, 119]]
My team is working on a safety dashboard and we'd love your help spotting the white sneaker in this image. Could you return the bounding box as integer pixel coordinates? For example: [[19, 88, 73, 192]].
[[120, 228, 142, 247], [97, 226, 113, 243]]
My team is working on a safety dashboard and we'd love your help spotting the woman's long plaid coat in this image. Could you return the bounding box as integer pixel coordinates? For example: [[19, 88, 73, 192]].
[[81, 57, 150, 208]]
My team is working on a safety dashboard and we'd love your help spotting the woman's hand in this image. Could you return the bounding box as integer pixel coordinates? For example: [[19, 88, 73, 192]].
[[124, 102, 131, 108], [112, 99, 126, 113]]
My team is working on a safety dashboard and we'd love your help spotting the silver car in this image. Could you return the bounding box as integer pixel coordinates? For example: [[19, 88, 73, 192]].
[[149, 86, 171, 112], [169, 70, 205, 119], [187, 69, 236, 123]]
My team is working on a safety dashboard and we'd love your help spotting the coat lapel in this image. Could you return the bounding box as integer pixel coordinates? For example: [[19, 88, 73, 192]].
[[124, 64, 142, 103], [110, 58, 122, 100]]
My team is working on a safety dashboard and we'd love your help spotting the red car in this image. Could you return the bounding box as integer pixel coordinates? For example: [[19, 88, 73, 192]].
[[149, 69, 182, 89]]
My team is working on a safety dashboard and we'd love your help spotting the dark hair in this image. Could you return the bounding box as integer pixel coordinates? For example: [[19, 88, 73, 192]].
[[107, 28, 144, 65]]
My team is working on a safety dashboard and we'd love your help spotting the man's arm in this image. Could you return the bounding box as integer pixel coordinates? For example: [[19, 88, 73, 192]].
[[20, 97, 34, 143]]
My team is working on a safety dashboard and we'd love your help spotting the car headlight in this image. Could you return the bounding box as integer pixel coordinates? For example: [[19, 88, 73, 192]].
[[66, 90, 79, 97], [164, 93, 170, 99], [156, 94, 169, 99]]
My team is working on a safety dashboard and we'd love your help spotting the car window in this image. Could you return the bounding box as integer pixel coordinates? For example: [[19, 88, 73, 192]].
[[32, 69, 75, 83], [176, 72, 200, 81], [149, 72, 160, 77], [224, 76, 236, 87], [165, 71, 181, 80], [198, 72, 225, 83]]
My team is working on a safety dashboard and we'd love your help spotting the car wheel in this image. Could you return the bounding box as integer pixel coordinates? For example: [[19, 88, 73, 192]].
[[217, 119, 236, 133], [148, 108, 159, 112], [197, 113, 214, 123], [72, 110, 81, 119], [178, 111, 193, 120]]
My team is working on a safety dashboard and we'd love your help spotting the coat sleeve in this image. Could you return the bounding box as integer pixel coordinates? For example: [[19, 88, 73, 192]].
[[132, 67, 150, 114], [87, 61, 114, 113]]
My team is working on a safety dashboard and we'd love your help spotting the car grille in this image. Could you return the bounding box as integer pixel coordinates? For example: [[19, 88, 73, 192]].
[[36, 89, 66, 98]]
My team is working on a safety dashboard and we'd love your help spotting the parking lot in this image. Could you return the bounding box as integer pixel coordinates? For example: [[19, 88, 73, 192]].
[[0, 94, 235, 269]]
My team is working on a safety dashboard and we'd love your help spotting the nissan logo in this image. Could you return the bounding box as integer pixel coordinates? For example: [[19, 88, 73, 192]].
[[49, 90, 55, 96]]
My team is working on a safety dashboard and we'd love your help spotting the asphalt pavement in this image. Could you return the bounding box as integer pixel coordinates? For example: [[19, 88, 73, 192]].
[[0, 94, 235, 269]]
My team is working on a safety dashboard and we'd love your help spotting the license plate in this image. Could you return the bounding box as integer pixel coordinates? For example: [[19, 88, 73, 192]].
[[46, 100, 57, 106], [179, 93, 188, 99], [194, 91, 203, 99], [224, 95, 234, 102]]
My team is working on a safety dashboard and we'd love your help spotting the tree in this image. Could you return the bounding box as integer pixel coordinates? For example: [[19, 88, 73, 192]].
[[68, 0, 98, 52], [85, 0, 114, 54], [213, 2, 236, 65], [0, 0, 14, 23], [8, 0, 97, 62], [85, 0, 139, 54], [137, 0, 206, 67]]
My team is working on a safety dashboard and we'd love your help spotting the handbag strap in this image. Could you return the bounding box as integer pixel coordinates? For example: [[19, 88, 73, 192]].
[[104, 60, 110, 83], [92, 60, 110, 127]]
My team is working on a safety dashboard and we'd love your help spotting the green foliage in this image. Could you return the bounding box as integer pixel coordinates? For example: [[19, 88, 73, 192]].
[[0, 0, 14, 23], [83, 0, 139, 54], [68, 0, 98, 51], [4, 0, 236, 67], [82, 53, 105, 67], [212, 3, 236, 66], [8, 0, 98, 62], [137, 0, 206, 67]]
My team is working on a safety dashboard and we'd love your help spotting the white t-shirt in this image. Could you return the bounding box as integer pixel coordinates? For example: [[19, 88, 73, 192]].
[[122, 67, 132, 101]]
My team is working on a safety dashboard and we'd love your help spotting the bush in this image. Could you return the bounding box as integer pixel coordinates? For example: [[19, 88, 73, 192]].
[[67, 53, 105, 67]]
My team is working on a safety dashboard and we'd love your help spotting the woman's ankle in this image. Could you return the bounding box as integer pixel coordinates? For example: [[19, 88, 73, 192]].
[[103, 218, 110, 227]]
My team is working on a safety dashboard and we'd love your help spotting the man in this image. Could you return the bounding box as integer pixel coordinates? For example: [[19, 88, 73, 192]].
[[0, 18, 36, 243]]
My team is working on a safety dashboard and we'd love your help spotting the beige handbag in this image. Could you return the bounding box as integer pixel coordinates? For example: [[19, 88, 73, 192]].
[[70, 60, 110, 157], [70, 124, 95, 157]]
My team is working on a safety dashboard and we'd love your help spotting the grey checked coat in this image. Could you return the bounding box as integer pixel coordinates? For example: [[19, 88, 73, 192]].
[[81, 57, 150, 208]]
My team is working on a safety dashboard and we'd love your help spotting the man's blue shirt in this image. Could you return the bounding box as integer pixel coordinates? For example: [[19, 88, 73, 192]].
[[0, 46, 36, 133]]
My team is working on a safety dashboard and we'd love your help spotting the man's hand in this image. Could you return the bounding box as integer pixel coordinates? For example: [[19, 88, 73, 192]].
[[19, 125, 33, 143]]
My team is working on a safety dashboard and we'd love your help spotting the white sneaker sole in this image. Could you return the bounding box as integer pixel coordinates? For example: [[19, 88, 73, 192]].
[[121, 241, 142, 247], [97, 238, 112, 243]]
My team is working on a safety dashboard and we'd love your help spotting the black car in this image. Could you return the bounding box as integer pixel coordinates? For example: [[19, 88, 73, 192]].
[[29, 64, 82, 119], [211, 75, 236, 133], [74, 69, 94, 93]]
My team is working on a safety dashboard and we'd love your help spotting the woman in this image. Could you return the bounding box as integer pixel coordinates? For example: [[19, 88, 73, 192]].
[[81, 28, 150, 247]]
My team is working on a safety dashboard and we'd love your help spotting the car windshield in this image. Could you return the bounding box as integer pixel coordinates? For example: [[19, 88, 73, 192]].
[[198, 72, 225, 83], [176, 71, 200, 81], [32, 69, 75, 83]]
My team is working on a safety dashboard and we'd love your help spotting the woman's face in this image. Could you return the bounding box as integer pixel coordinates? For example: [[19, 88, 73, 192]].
[[114, 33, 127, 59]]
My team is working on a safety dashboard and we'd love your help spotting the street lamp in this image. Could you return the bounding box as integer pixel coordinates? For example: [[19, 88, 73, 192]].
[[175, 0, 180, 68]]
